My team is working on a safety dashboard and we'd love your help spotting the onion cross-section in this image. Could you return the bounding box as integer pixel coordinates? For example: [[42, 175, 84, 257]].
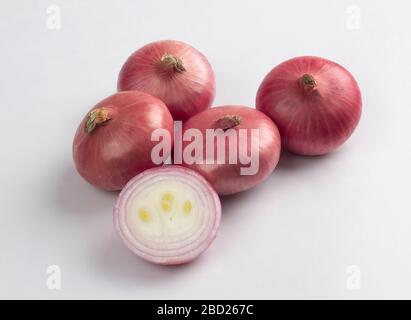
[[113, 166, 221, 265]]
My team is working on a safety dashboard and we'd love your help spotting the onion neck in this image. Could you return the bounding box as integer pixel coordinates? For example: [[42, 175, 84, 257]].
[[300, 74, 317, 93], [85, 107, 113, 133], [160, 54, 186, 73], [215, 115, 242, 131]]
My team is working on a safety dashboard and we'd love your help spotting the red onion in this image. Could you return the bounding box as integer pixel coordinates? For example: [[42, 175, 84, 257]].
[[117, 40, 216, 121], [113, 165, 221, 265], [256, 56, 362, 155], [178, 106, 281, 195], [73, 91, 174, 191]]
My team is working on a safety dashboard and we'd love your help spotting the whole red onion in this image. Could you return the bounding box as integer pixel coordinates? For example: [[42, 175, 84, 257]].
[[73, 91, 174, 191], [114, 165, 221, 265], [178, 106, 281, 195], [117, 40, 215, 121], [256, 56, 362, 155]]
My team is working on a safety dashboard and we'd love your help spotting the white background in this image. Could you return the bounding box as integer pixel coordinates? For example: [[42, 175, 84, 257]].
[[1, 0, 410, 299]]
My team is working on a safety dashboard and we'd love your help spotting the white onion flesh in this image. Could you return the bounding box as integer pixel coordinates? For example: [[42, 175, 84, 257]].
[[114, 166, 221, 265]]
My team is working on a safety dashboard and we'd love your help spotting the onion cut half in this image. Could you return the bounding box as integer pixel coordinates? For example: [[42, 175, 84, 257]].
[[113, 166, 221, 265]]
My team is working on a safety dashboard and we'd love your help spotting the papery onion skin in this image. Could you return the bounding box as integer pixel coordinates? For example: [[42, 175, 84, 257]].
[[117, 40, 216, 121], [180, 106, 281, 195], [256, 56, 362, 155], [73, 91, 174, 191], [113, 165, 221, 265]]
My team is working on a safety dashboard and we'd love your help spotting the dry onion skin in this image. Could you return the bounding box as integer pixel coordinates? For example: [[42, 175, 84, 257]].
[[73, 91, 174, 191], [118, 40, 216, 121], [113, 166, 221, 265], [181, 106, 281, 195], [256, 56, 362, 155]]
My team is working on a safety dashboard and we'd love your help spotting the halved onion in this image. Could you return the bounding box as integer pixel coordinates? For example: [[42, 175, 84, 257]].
[[113, 165, 221, 265]]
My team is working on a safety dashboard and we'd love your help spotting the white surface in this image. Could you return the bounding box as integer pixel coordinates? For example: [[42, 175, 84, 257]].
[[1, 0, 411, 299]]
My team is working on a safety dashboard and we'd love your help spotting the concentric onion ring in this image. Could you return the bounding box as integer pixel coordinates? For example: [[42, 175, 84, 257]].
[[113, 165, 221, 265]]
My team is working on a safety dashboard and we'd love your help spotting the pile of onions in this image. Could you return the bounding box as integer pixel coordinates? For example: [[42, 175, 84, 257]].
[[72, 41, 365, 267], [113, 165, 221, 265], [179, 105, 281, 195], [256, 56, 362, 155], [117, 40, 216, 121], [73, 91, 174, 191]]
